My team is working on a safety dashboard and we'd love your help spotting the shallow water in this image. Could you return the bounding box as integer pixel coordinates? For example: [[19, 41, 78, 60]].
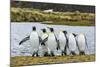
[[11, 22, 95, 57]]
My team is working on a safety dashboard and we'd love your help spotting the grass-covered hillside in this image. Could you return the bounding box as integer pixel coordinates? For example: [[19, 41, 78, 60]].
[[11, 7, 95, 26]]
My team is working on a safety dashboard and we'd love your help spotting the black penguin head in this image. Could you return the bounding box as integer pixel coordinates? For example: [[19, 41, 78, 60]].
[[41, 29, 46, 33], [72, 33, 77, 37], [50, 28, 54, 32], [32, 26, 36, 31], [63, 31, 67, 34]]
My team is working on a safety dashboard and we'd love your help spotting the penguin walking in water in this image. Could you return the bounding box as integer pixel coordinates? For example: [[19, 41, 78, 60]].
[[58, 30, 68, 56], [76, 33, 87, 55], [67, 33, 78, 55], [19, 26, 41, 57], [42, 27, 59, 56]]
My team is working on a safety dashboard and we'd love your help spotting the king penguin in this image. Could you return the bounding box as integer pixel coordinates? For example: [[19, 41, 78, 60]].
[[38, 28, 50, 57], [58, 30, 68, 56], [76, 33, 87, 55], [67, 33, 78, 55], [43, 28, 59, 56], [19, 26, 41, 57]]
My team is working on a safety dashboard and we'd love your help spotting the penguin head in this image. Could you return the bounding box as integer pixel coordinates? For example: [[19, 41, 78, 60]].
[[72, 33, 77, 37], [63, 31, 67, 34], [47, 26, 54, 32], [41, 28, 46, 33], [49, 28, 54, 32], [32, 26, 36, 31]]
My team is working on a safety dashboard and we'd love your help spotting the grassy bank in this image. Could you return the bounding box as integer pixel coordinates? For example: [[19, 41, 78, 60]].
[[11, 54, 95, 67], [42, 21, 95, 26], [11, 7, 95, 26]]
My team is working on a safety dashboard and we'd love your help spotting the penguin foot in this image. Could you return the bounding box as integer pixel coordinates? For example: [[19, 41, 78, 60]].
[[44, 52, 48, 56], [48, 54, 51, 57], [62, 51, 67, 56], [63, 51, 67, 56], [36, 52, 39, 57], [61, 51, 64, 56], [32, 53, 35, 57], [51, 51, 54, 56], [61, 53, 63, 56], [71, 51, 76, 55], [80, 51, 85, 55]]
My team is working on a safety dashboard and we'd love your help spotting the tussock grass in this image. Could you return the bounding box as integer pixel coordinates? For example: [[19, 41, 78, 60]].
[[11, 54, 95, 67], [11, 7, 95, 26]]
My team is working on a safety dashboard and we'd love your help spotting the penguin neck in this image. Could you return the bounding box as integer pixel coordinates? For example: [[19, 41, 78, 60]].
[[32, 30, 36, 32], [63, 33, 66, 36], [43, 32, 46, 33], [50, 32, 54, 33]]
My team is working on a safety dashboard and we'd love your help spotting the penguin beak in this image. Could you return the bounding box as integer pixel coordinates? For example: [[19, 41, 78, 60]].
[[41, 29, 43, 30], [41, 29, 45, 31], [73, 33, 77, 37], [47, 27, 50, 29]]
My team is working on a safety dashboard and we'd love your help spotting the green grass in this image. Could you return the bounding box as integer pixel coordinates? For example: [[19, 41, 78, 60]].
[[11, 7, 95, 26], [10, 54, 95, 67]]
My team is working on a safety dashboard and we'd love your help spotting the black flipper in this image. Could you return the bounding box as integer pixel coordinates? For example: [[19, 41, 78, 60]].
[[19, 36, 30, 45], [75, 37, 81, 53], [38, 36, 42, 44], [41, 37, 48, 45], [56, 40, 60, 50], [63, 32, 69, 52], [85, 35, 88, 49], [54, 33, 60, 50]]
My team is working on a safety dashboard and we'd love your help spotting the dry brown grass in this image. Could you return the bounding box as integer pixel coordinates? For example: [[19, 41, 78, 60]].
[[10, 54, 95, 67], [11, 7, 95, 26]]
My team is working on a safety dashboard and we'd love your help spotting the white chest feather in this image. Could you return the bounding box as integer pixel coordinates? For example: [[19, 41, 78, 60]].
[[29, 31, 40, 52], [58, 32, 66, 50], [47, 33, 57, 50], [68, 34, 77, 51], [77, 34, 86, 51]]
